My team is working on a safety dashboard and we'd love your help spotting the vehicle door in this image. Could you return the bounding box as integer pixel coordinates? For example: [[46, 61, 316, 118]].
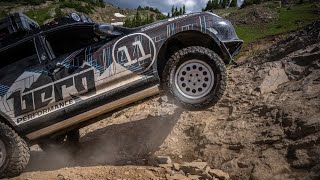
[[43, 24, 158, 120], [0, 38, 54, 127]]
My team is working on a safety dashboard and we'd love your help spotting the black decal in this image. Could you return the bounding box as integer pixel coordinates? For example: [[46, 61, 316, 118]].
[[54, 78, 73, 102], [74, 70, 96, 95], [48, 106, 54, 112], [8, 91, 34, 117], [34, 85, 53, 109], [27, 114, 34, 120], [17, 118, 22, 124], [59, 102, 65, 108]]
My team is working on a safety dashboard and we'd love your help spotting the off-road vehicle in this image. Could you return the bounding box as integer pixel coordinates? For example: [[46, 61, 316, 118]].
[[0, 12, 242, 177]]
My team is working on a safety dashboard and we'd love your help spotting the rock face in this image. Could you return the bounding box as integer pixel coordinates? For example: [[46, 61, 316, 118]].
[[208, 169, 230, 180], [152, 21, 320, 179], [73, 21, 320, 180], [258, 63, 289, 94], [180, 162, 208, 175]]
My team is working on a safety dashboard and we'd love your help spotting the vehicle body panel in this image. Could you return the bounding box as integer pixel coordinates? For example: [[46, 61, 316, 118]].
[[0, 12, 242, 141]]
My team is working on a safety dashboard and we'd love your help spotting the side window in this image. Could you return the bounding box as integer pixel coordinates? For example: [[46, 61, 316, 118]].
[[0, 40, 38, 75], [46, 26, 101, 57]]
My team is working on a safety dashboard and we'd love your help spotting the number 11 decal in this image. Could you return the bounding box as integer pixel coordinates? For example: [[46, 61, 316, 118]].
[[112, 33, 156, 73]]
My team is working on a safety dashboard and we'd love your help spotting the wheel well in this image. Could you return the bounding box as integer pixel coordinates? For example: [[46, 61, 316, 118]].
[[0, 115, 14, 129], [0, 115, 29, 143], [157, 30, 225, 79]]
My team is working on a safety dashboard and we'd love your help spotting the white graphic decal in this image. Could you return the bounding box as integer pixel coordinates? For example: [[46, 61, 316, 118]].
[[117, 40, 152, 66], [0, 68, 96, 125], [112, 33, 156, 73]]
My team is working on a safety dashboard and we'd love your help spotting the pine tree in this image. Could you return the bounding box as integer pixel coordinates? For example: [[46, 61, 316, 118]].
[[221, 0, 228, 8], [230, 0, 237, 7], [211, 0, 215, 9], [205, 0, 210, 10], [124, 18, 132, 28], [167, 12, 170, 18], [253, 0, 261, 4], [98, 0, 105, 7], [206, 0, 219, 10], [183, 5, 186, 14], [213, 0, 219, 9], [179, 7, 183, 15], [150, 14, 155, 23], [171, 5, 175, 16], [137, 5, 142, 11], [135, 11, 142, 26], [175, 7, 178, 16]]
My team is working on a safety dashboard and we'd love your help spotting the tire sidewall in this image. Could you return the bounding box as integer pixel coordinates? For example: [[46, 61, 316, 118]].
[[165, 47, 226, 110], [0, 128, 14, 175]]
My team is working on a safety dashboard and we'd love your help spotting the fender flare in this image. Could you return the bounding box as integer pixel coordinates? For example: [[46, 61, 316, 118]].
[[155, 27, 232, 65]]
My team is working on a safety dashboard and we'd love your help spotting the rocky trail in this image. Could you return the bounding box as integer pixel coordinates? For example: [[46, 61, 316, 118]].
[[5, 21, 320, 180]]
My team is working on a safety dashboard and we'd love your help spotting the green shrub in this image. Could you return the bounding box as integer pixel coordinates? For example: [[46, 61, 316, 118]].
[[55, 7, 63, 17], [59, 1, 94, 14]]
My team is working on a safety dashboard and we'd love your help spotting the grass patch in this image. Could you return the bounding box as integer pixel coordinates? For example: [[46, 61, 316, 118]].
[[235, 3, 319, 46], [215, 7, 241, 16], [25, 6, 51, 24], [59, 1, 94, 14]]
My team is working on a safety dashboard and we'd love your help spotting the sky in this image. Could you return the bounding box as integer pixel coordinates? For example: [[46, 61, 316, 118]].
[[105, 0, 209, 13]]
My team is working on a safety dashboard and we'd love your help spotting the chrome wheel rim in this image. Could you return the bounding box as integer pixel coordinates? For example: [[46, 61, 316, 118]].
[[0, 139, 6, 167], [175, 59, 214, 99]]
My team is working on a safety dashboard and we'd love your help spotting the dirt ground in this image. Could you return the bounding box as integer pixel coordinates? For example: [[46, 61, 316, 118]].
[[3, 21, 320, 180]]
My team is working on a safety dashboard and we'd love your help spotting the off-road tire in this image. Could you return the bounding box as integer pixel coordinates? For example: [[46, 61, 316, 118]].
[[162, 46, 226, 110], [0, 122, 30, 178], [39, 129, 80, 152]]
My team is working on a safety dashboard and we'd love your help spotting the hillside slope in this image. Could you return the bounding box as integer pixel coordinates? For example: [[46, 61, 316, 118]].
[[217, 2, 320, 61], [7, 20, 320, 180], [0, 0, 130, 24]]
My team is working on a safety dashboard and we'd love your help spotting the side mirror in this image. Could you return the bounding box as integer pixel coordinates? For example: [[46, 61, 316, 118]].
[[93, 23, 114, 37]]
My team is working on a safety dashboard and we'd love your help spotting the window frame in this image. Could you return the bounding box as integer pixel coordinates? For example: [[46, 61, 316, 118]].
[[0, 37, 41, 71], [42, 24, 103, 60]]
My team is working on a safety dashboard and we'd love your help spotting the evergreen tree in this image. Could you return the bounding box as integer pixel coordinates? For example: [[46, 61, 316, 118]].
[[213, 0, 219, 9], [150, 14, 155, 22], [171, 5, 175, 16], [144, 14, 149, 24], [131, 17, 136, 27], [221, 0, 228, 8], [205, 0, 210, 10], [183, 5, 186, 14], [98, 0, 105, 8], [206, 0, 219, 10], [135, 11, 142, 26], [240, 0, 262, 8], [137, 5, 142, 11], [253, 0, 261, 4], [179, 7, 183, 15], [167, 12, 170, 18], [211, 0, 216, 9], [124, 18, 131, 28], [230, 0, 237, 7], [175, 7, 178, 16]]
